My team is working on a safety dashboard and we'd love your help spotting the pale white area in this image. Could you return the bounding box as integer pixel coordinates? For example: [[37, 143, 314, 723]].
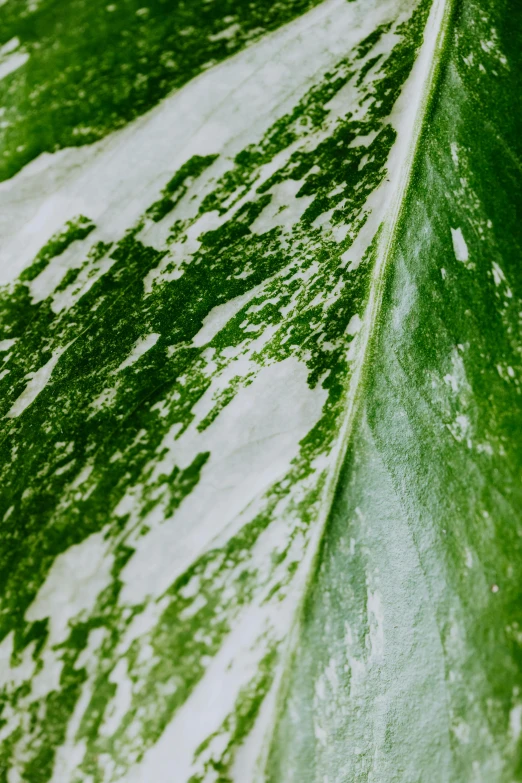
[[452, 721, 471, 745], [0, 632, 37, 697], [0, 338, 16, 351], [443, 373, 458, 392], [90, 385, 117, 412], [100, 658, 133, 736], [349, 130, 380, 148], [450, 141, 459, 166], [192, 280, 267, 346], [445, 347, 469, 396], [119, 357, 327, 605], [25, 530, 114, 646], [0, 38, 28, 81], [0, 38, 21, 57], [71, 462, 94, 488], [29, 647, 63, 701], [492, 261, 506, 286], [451, 226, 469, 262], [346, 313, 362, 336], [6, 346, 66, 418], [312, 657, 340, 750], [114, 597, 170, 659], [448, 413, 471, 443], [116, 333, 160, 371], [510, 704, 522, 741], [249, 178, 314, 235], [209, 22, 241, 42], [440, 347, 474, 446]]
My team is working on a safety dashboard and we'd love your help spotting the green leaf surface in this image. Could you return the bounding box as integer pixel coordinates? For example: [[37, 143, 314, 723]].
[[0, 0, 521, 780]]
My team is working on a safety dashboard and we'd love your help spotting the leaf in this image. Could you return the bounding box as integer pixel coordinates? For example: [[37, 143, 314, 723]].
[[0, 0, 521, 780]]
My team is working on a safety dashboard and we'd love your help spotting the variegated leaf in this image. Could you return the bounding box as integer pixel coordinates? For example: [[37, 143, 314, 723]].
[[0, 0, 520, 780]]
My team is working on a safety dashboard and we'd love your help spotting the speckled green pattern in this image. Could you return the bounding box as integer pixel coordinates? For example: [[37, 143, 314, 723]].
[[0, 0, 520, 780]]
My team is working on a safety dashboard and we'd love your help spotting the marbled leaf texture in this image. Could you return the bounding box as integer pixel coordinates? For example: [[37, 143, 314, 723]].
[[0, 0, 521, 780]]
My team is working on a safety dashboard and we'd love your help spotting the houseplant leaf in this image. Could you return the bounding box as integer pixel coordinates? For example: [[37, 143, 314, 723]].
[[0, 0, 520, 780]]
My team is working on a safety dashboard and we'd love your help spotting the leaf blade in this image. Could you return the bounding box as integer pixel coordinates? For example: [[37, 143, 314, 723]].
[[0, 0, 520, 780]]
